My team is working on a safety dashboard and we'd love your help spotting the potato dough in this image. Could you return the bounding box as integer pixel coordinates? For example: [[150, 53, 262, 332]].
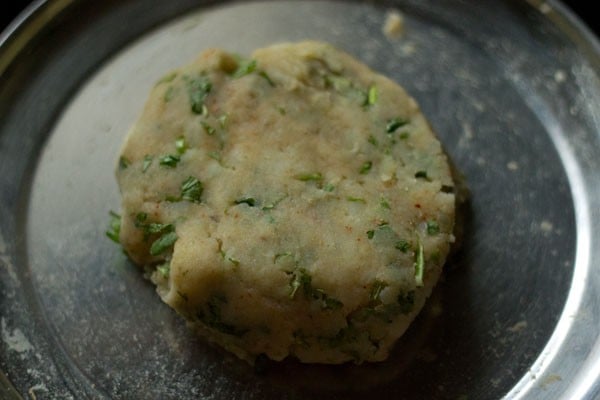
[[116, 41, 455, 364]]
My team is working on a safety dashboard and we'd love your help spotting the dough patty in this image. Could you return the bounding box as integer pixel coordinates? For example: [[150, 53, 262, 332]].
[[115, 41, 455, 364]]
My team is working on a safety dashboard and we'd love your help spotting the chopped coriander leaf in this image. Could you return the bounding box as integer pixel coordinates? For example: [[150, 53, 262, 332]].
[[399, 131, 410, 140], [316, 292, 343, 310], [289, 268, 312, 299], [175, 136, 188, 154], [197, 296, 248, 337], [156, 263, 170, 278], [365, 85, 378, 106], [135, 212, 147, 224], [134, 214, 174, 239], [368, 135, 378, 146], [347, 196, 366, 203], [234, 197, 256, 207], [359, 161, 373, 174], [262, 195, 286, 211], [201, 121, 216, 135], [441, 185, 454, 194], [258, 70, 275, 86], [367, 222, 392, 239], [180, 176, 203, 203], [426, 221, 440, 235], [370, 280, 388, 303], [380, 197, 391, 209], [186, 76, 212, 114], [414, 239, 425, 287], [106, 211, 121, 243], [232, 59, 257, 78], [159, 154, 181, 168], [395, 239, 410, 253], [142, 155, 153, 172], [217, 114, 229, 129], [386, 117, 409, 133], [227, 256, 240, 266], [415, 170, 429, 180], [323, 183, 335, 192], [294, 172, 323, 182], [276, 106, 286, 115], [119, 156, 130, 170], [145, 223, 173, 235], [150, 231, 178, 256], [274, 252, 293, 263]]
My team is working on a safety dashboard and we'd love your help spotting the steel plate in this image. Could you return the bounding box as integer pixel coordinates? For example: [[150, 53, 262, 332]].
[[1, 1, 599, 399]]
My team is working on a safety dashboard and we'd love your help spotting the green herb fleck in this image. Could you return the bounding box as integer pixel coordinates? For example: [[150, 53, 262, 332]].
[[156, 263, 170, 278], [141, 222, 174, 235], [106, 211, 121, 243], [347, 196, 366, 203], [135, 212, 147, 224], [313, 290, 343, 310], [197, 296, 247, 337], [294, 172, 323, 182], [159, 154, 181, 168], [386, 117, 409, 133], [274, 252, 293, 264], [261, 195, 287, 211], [380, 197, 391, 209], [175, 136, 188, 154], [367, 230, 375, 239], [234, 197, 256, 207], [289, 268, 312, 299], [368, 135, 378, 146], [142, 155, 153, 172], [150, 231, 178, 256], [180, 176, 203, 203], [258, 70, 275, 86], [415, 170, 429, 180], [201, 121, 216, 136], [399, 131, 410, 139], [119, 157, 130, 170], [276, 106, 286, 115], [395, 239, 410, 253], [232, 59, 257, 78], [323, 183, 335, 192], [227, 256, 240, 266], [426, 221, 440, 235], [186, 76, 212, 114], [365, 85, 378, 107], [370, 280, 387, 303], [359, 161, 373, 174], [414, 239, 425, 287], [217, 114, 229, 129]]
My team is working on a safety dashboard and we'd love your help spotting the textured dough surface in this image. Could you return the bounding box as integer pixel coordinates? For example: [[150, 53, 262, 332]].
[[116, 41, 455, 364]]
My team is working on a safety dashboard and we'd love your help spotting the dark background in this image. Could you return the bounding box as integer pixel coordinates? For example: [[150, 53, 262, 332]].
[[1, 0, 598, 37]]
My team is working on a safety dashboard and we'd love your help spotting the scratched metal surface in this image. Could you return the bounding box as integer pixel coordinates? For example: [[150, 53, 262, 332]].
[[1, 0, 599, 399]]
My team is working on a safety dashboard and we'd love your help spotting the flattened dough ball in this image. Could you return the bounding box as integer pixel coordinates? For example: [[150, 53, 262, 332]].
[[116, 41, 455, 364]]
